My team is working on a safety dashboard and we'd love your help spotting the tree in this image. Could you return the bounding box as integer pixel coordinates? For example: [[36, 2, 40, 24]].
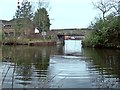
[[15, 0, 33, 36], [19, 0, 33, 19], [38, 0, 50, 9], [33, 0, 50, 33], [116, 1, 120, 15], [83, 0, 120, 48], [33, 8, 50, 32], [108, 0, 120, 16], [93, 0, 115, 20], [118, 1, 120, 15]]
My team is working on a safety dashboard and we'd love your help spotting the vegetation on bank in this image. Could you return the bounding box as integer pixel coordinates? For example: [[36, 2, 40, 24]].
[[2, 35, 55, 45], [83, 0, 120, 49], [15, 0, 50, 33], [1, 0, 51, 45]]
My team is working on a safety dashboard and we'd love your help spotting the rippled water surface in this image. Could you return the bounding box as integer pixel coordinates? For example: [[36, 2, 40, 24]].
[[1, 40, 120, 88]]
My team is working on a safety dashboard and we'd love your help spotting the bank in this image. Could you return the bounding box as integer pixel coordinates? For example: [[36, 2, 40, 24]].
[[82, 41, 120, 50], [1, 39, 57, 46]]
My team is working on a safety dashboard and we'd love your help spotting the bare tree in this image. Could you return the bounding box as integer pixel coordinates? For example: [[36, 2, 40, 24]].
[[112, 0, 120, 15], [92, 0, 115, 20], [38, 0, 50, 9]]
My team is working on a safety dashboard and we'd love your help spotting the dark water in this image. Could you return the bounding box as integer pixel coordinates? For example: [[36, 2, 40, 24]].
[[1, 40, 120, 88]]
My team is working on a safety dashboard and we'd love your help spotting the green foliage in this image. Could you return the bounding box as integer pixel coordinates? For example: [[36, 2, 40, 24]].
[[83, 14, 120, 48], [14, 0, 33, 36], [16, 0, 33, 19], [83, 1, 120, 48], [33, 8, 50, 32]]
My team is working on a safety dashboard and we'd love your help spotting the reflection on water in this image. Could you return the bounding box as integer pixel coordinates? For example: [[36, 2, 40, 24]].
[[83, 48, 120, 88], [64, 40, 82, 54], [1, 40, 120, 88], [2, 46, 53, 88]]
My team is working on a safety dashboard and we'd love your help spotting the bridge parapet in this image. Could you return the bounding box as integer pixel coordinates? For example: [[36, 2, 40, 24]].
[[50, 28, 91, 36]]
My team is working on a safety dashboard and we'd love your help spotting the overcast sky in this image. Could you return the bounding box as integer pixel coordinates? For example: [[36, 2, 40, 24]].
[[0, 0, 100, 29]]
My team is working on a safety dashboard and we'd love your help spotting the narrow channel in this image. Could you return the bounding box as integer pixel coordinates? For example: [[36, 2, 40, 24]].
[[2, 40, 120, 88]]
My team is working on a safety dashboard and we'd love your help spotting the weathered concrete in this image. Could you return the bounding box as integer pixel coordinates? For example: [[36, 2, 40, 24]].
[[48, 28, 92, 44]]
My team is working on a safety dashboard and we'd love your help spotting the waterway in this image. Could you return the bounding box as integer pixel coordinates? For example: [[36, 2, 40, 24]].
[[1, 40, 120, 88]]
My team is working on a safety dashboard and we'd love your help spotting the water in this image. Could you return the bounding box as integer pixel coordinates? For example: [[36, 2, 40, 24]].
[[1, 40, 120, 88]]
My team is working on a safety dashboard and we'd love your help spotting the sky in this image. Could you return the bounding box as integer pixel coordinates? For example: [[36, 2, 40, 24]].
[[0, 0, 100, 29]]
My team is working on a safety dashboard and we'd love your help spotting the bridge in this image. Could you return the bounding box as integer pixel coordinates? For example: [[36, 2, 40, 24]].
[[1, 19, 91, 45], [47, 28, 92, 44]]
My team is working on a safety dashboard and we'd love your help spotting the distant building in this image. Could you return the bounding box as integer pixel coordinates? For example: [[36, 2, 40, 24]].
[[1, 18, 35, 37], [1, 20, 15, 37]]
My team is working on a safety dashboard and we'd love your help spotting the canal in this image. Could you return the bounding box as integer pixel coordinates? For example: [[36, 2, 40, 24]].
[[1, 40, 120, 88]]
